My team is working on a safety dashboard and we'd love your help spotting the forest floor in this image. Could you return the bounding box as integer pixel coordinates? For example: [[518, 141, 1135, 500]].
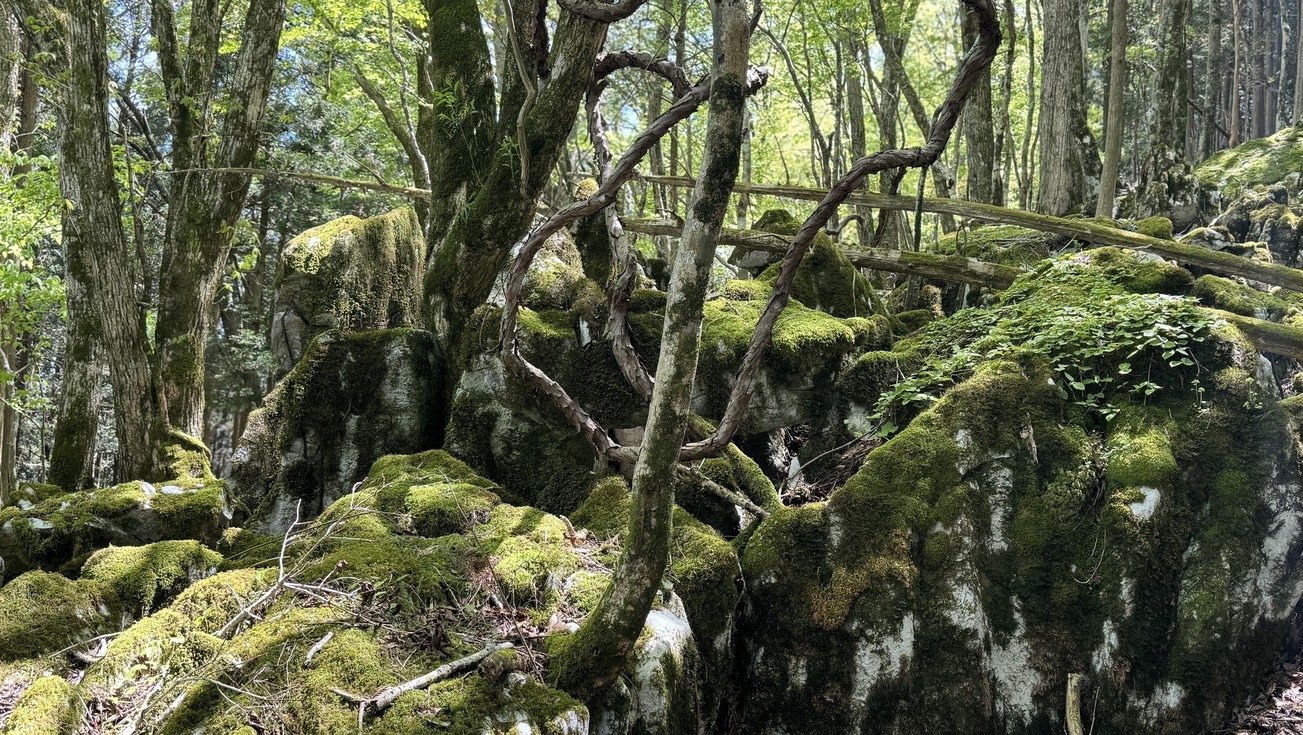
[[1224, 650, 1303, 734]]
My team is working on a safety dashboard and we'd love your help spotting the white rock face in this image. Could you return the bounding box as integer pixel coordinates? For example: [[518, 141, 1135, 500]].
[[1128, 486, 1162, 520]]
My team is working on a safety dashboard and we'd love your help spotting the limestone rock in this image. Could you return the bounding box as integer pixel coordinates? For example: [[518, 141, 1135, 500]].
[[270, 208, 425, 374], [0, 479, 230, 581], [1195, 125, 1303, 200], [230, 328, 442, 534], [738, 312, 1303, 734]]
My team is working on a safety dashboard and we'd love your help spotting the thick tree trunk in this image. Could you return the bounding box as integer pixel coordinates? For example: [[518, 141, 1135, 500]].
[[47, 273, 102, 491], [549, 0, 751, 697], [962, 7, 996, 204], [422, 8, 606, 345], [1153, 0, 1189, 152], [152, 0, 287, 439], [1036, 0, 1095, 215], [59, 0, 160, 482], [1097, 0, 1127, 217]]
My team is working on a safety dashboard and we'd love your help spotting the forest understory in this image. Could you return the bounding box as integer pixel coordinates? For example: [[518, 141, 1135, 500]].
[[7, 0, 1303, 733]]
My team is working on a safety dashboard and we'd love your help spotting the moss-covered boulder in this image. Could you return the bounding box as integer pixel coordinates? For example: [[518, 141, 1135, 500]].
[[1201, 184, 1303, 268], [0, 675, 79, 734], [0, 571, 119, 661], [0, 478, 230, 580], [738, 264, 1303, 733], [741, 209, 890, 320], [1195, 125, 1303, 199], [79, 540, 222, 616], [270, 208, 425, 374], [230, 328, 442, 533], [1131, 146, 1211, 231]]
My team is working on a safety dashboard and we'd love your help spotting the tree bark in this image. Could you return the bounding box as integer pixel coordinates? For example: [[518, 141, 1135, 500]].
[[56, 0, 160, 482], [1294, 0, 1303, 123], [1232, 0, 1244, 146], [422, 6, 606, 350], [549, 0, 752, 697], [962, 5, 996, 204], [0, 7, 20, 501], [1153, 0, 1189, 152], [1097, 0, 1128, 217], [1036, 0, 1094, 215], [151, 0, 288, 439]]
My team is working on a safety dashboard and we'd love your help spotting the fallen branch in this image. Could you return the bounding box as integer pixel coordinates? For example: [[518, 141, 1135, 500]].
[[675, 463, 770, 519], [641, 174, 1303, 294], [623, 218, 1020, 289], [1208, 309, 1303, 361], [337, 641, 515, 716], [1066, 673, 1085, 735]]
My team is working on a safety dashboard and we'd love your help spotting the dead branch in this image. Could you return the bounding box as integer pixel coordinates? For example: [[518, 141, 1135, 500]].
[[640, 174, 1303, 294], [679, 0, 1003, 460], [623, 218, 1020, 289], [594, 51, 692, 98], [337, 641, 515, 716], [675, 463, 770, 519]]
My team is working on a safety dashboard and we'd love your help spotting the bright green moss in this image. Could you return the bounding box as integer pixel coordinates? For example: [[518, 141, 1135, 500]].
[[0, 572, 119, 661], [722, 278, 769, 301], [80, 540, 222, 615], [301, 536, 465, 605], [1194, 125, 1303, 194], [289, 629, 397, 733], [405, 482, 500, 537], [169, 568, 273, 634], [0, 675, 79, 734], [1193, 274, 1287, 317], [374, 676, 584, 735], [1084, 247, 1194, 294], [670, 508, 741, 646], [81, 609, 223, 693], [12, 483, 64, 505], [570, 476, 632, 539], [757, 228, 886, 319], [1135, 216, 1176, 240], [1107, 426, 1178, 490], [893, 308, 934, 334]]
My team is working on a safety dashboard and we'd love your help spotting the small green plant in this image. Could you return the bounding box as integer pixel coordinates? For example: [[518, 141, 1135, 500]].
[[871, 258, 1219, 432]]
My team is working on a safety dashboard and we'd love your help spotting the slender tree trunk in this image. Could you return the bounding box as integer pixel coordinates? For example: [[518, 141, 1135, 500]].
[[1204, 1, 1223, 155], [0, 7, 19, 502], [152, 0, 287, 439], [1018, 0, 1037, 210], [1233, 0, 1244, 145], [1036, 0, 1093, 215], [550, 0, 752, 697], [1098, 0, 1127, 217], [962, 6, 996, 204], [1294, 0, 1303, 122]]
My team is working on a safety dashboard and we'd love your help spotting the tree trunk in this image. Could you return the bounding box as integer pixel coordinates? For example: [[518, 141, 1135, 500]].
[[1203, 1, 1223, 155], [962, 6, 996, 204], [151, 0, 288, 439], [1098, 0, 1128, 217], [1294, 0, 1303, 122], [0, 6, 20, 502], [422, 7, 606, 351], [1233, 0, 1244, 145], [1153, 0, 1189, 152], [58, 0, 161, 482], [549, 0, 752, 697], [1036, 0, 1093, 215]]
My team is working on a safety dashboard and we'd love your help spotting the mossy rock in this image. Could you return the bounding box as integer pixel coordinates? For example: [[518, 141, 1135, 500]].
[[754, 210, 888, 320], [1195, 126, 1303, 197], [1082, 246, 1194, 294], [230, 328, 442, 533], [272, 208, 425, 374], [938, 223, 1059, 266], [1193, 274, 1289, 319], [169, 568, 274, 634], [0, 479, 230, 579], [80, 540, 222, 616], [0, 571, 119, 661], [9, 483, 64, 508], [0, 675, 80, 734]]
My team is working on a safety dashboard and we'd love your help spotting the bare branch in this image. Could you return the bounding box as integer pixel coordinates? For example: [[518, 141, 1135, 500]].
[[680, 0, 1003, 460], [594, 51, 692, 98], [557, 0, 648, 23]]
